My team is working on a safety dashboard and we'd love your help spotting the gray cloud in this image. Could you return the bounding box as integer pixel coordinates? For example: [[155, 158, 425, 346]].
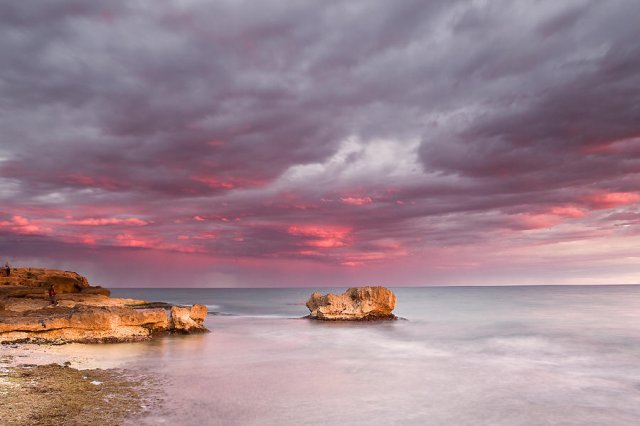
[[0, 0, 639, 286]]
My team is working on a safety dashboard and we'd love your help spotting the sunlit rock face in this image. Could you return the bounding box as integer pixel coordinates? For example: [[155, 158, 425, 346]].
[[1, 268, 89, 293], [306, 286, 397, 320], [170, 304, 208, 333], [0, 268, 208, 343], [0, 305, 169, 343]]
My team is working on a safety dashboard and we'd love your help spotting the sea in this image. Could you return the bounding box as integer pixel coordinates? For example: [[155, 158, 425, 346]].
[[84, 286, 640, 425]]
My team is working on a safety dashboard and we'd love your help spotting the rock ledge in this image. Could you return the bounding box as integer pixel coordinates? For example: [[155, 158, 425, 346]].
[[0, 268, 209, 344]]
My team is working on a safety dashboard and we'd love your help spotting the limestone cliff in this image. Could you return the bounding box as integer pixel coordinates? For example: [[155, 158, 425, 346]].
[[306, 286, 397, 320]]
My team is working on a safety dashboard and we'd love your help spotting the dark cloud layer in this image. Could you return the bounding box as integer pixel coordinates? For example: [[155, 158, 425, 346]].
[[1, 0, 639, 286]]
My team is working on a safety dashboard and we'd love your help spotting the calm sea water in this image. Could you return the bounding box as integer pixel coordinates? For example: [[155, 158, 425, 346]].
[[97, 286, 640, 425]]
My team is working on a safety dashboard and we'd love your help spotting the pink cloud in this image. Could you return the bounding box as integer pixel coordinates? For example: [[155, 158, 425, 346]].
[[115, 233, 153, 248], [70, 233, 103, 245], [192, 175, 268, 190], [11, 216, 30, 226], [514, 213, 561, 230], [299, 249, 321, 256], [0, 215, 47, 235], [341, 245, 407, 266], [549, 206, 587, 218], [307, 239, 346, 248], [288, 225, 351, 248], [192, 176, 235, 189], [586, 192, 640, 209], [581, 135, 640, 154], [341, 196, 373, 206], [69, 217, 148, 226]]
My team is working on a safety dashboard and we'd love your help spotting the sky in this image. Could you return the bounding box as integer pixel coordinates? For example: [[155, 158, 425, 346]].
[[0, 0, 639, 288]]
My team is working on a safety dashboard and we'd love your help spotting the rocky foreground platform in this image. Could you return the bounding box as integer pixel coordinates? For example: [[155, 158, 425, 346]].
[[306, 286, 397, 320], [0, 268, 208, 344]]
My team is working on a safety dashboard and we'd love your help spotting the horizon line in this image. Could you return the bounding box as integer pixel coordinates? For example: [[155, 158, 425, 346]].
[[108, 283, 640, 289]]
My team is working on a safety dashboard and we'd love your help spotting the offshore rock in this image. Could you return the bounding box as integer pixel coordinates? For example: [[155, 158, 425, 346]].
[[306, 286, 397, 321], [0, 267, 208, 343]]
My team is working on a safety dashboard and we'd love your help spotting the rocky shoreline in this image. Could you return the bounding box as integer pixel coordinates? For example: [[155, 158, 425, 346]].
[[0, 268, 208, 344], [0, 268, 197, 424]]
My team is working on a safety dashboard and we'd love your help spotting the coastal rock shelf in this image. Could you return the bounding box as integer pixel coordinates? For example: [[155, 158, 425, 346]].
[[306, 286, 397, 321], [0, 268, 208, 344]]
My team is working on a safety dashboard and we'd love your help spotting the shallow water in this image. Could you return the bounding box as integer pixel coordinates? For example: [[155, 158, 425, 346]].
[[88, 286, 640, 425]]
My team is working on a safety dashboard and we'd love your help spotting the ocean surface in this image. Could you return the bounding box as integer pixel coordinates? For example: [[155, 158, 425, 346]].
[[86, 286, 640, 425]]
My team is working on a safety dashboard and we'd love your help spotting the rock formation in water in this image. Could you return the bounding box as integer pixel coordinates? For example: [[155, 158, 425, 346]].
[[0, 268, 208, 344], [306, 286, 397, 320]]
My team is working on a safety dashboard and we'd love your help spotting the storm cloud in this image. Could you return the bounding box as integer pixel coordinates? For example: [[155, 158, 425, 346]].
[[1, 0, 638, 286]]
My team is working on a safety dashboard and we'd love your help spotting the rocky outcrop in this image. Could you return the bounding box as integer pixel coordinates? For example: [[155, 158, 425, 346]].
[[306, 286, 397, 321], [170, 305, 208, 333], [0, 305, 169, 343], [1, 268, 89, 293], [0, 267, 209, 344]]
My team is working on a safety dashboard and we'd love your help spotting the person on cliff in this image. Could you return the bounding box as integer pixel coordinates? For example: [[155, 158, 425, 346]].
[[4, 262, 9, 277], [48, 285, 58, 306]]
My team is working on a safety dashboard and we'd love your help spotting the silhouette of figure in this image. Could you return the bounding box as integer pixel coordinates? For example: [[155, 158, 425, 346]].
[[4, 262, 10, 277]]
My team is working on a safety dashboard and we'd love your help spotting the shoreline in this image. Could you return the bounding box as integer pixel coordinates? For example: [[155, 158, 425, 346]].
[[0, 343, 162, 425], [0, 268, 207, 425]]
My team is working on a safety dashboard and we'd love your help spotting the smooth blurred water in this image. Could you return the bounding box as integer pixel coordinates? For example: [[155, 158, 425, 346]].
[[102, 286, 640, 425]]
